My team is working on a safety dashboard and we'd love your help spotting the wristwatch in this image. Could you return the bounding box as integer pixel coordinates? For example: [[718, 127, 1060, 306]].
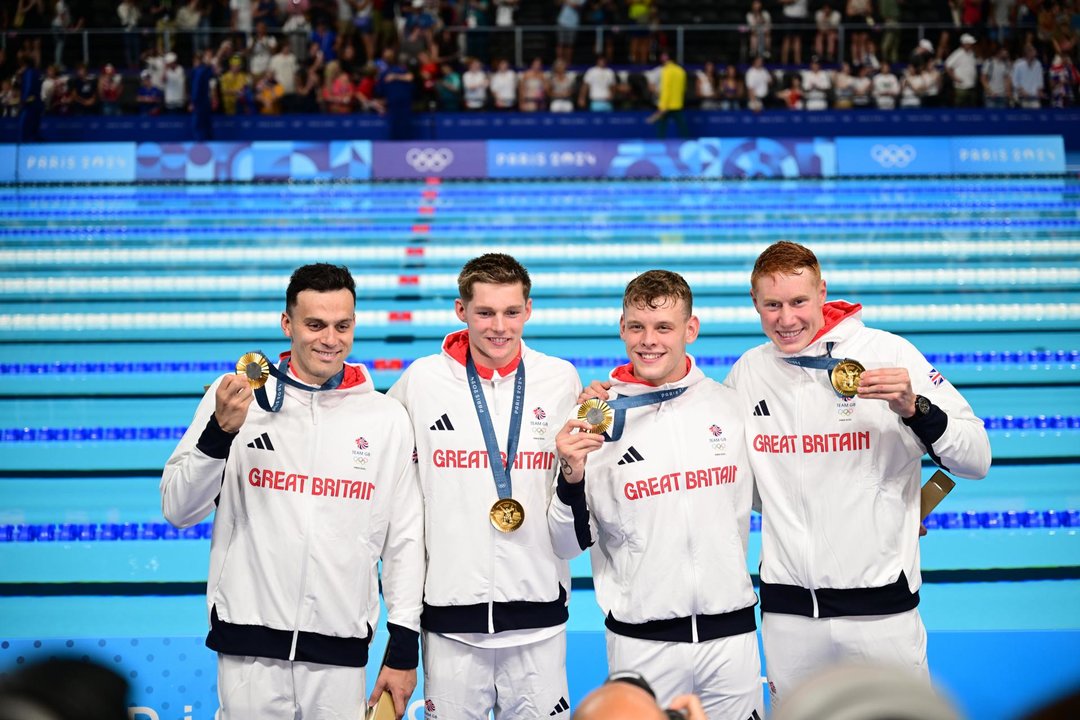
[[911, 395, 932, 418]]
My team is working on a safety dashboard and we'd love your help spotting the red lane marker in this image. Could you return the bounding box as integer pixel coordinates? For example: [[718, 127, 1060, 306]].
[[406, 247, 425, 256], [412, 224, 431, 234], [388, 311, 413, 322], [418, 206, 435, 215], [399, 275, 420, 285]]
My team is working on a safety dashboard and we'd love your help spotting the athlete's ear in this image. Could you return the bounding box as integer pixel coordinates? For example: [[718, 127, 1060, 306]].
[[454, 298, 467, 323]]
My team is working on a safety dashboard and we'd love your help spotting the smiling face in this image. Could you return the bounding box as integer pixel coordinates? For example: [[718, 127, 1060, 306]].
[[281, 288, 356, 385], [455, 282, 532, 370], [751, 269, 827, 354], [620, 296, 699, 386]]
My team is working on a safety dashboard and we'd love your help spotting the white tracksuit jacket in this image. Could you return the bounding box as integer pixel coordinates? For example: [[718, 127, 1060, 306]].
[[726, 302, 991, 618], [549, 358, 759, 642], [161, 360, 424, 668], [387, 331, 582, 635]]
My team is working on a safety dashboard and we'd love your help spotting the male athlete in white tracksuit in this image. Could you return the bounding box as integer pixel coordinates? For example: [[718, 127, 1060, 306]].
[[725, 242, 991, 705], [552, 270, 764, 720], [161, 264, 424, 720], [388, 254, 582, 720]]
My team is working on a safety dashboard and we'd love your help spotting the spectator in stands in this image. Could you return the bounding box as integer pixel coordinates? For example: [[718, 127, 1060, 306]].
[[845, 0, 875, 66], [437, 61, 462, 110], [646, 51, 686, 137], [176, 0, 204, 56], [580, 54, 617, 111], [283, 4, 312, 63], [351, 0, 376, 64], [98, 63, 123, 115], [269, 42, 300, 110], [323, 59, 354, 112], [921, 54, 944, 107], [548, 58, 575, 112], [814, 2, 841, 62], [190, 48, 218, 139], [778, 73, 805, 108], [415, 50, 440, 109], [220, 54, 253, 113], [379, 52, 414, 138], [519, 57, 548, 111], [696, 60, 720, 109], [628, 0, 652, 65], [163, 51, 187, 113], [587, 0, 617, 62], [256, 69, 285, 113], [744, 54, 772, 111], [1052, 14, 1078, 59], [149, 0, 177, 55], [462, 57, 489, 109], [746, 0, 772, 61], [850, 63, 874, 108], [137, 68, 164, 115], [16, 53, 44, 142], [1012, 43, 1045, 106], [879, 0, 901, 63], [833, 61, 855, 108], [802, 56, 831, 109], [464, 0, 492, 64], [401, 23, 431, 66], [945, 33, 979, 106], [900, 61, 929, 107], [254, 0, 281, 29], [493, 0, 518, 67], [1048, 53, 1079, 107], [14, 0, 46, 71], [989, 0, 1017, 44], [295, 61, 322, 112], [231, 0, 254, 36], [355, 63, 385, 113], [311, 18, 338, 64], [118, 0, 142, 69], [434, 27, 462, 65], [779, 0, 809, 65], [50, 0, 75, 70], [981, 45, 1012, 107], [556, 0, 586, 64], [872, 61, 900, 108], [489, 57, 517, 110], [248, 21, 278, 78], [69, 62, 97, 114], [1, 78, 20, 118], [718, 63, 745, 110]]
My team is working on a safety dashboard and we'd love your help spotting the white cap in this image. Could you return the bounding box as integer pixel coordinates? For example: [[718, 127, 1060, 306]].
[[960, 33, 976, 45], [165, 52, 178, 63], [918, 39, 933, 52]]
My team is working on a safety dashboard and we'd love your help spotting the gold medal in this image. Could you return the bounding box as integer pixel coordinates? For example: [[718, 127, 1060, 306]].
[[490, 498, 525, 532], [577, 398, 614, 435], [236, 352, 270, 390], [831, 359, 865, 398]]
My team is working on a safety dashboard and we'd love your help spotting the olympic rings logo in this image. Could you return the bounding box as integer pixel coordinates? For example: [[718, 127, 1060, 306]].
[[406, 147, 455, 173], [870, 143, 917, 168]]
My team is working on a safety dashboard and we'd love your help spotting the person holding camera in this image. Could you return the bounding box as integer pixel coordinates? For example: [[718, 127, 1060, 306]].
[[551, 270, 763, 720], [574, 672, 710, 720]]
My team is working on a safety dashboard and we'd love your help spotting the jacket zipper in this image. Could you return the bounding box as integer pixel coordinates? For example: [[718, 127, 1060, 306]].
[[289, 393, 320, 657]]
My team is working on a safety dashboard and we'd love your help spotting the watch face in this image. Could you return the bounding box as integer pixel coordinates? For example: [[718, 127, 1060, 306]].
[[916, 395, 931, 415]]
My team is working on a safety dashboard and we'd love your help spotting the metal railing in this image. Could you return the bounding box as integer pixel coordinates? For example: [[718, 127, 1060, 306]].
[[3, 22, 996, 71]]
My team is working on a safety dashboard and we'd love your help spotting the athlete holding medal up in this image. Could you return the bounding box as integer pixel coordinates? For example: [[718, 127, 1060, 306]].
[[388, 254, 583, 719], [726, 241, 991, 707], [549, 270, 764, 719]]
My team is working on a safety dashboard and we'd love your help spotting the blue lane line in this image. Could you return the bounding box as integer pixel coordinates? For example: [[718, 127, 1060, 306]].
[[2, 350, 1076, 376], [2, 509, 1077, 542], [4, 218, 1080, 237], [1, 415, 1078, 442]]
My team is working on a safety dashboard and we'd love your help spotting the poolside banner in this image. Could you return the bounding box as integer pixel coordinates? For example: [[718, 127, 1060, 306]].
[[488, 140, 706, 178], [698, 137, 837, 178], [250, 141, 372, 180], [135, 142, 254, 182], [950, 136, 1065, 174], [0, 145, 16, 183], [836, 137, 954, 176], [17, 143, 136, 183], [372, 141, 487, 179]]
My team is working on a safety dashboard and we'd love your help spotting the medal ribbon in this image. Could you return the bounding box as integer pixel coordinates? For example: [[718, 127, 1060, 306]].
[[783, 342, 849, 398], [253, 354, 345, 413], [465, 354, 525, 501], [606, 387, 687, 442]]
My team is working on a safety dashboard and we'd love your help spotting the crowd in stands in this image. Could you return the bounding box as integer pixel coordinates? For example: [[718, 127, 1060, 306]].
[[3, 0, 1079, 122]]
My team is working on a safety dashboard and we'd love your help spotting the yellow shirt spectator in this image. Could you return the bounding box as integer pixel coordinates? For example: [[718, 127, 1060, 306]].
[[658, 58, 686, 112]]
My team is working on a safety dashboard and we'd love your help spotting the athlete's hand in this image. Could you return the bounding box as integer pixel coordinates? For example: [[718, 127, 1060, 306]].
[[578, 380, 612, 404], [369, 666, 416, 720], [667, 693, 707, 720], [856, 367, 916, 418], [214, 374, 254, 433], [555, 419, 605, 484]]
